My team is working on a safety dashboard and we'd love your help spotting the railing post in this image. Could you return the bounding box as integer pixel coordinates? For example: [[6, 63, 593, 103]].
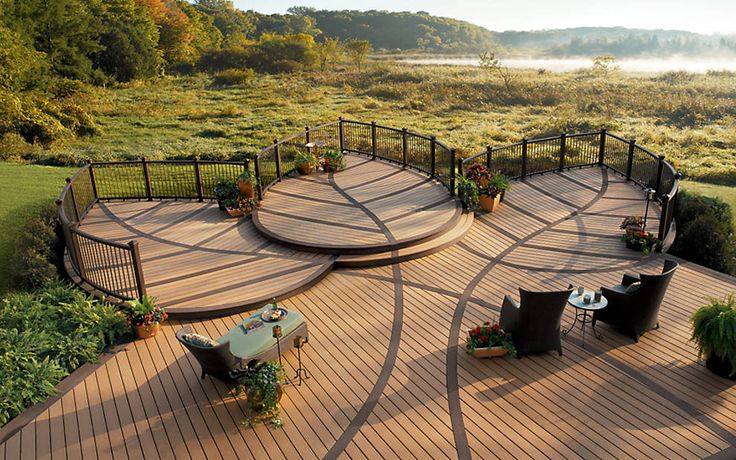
[[655, 155, 665, 195], [66, 177, 81, 223], [338, 117, 345, 152], [558, 133, 567, 172], [87, 159, 98, 200], [254, 155, 263, 199], [129, 240, 147, 298], [457, 157, 464, 181], [193, 156, 203, 201], [402, 128, 408, 167], [521, 138, 528, 180], [430, 136, 437, 178], [304, 126, 310, 145], [141, 157, 153, 201], [371, 121, 377, 159], [657, 194, 670, 247], [450, 148, 456, 196], [486, 146, 493, 170], [598, 128, 607, 166], [274, 140, 282, 181], [626, 139, 636, 181]]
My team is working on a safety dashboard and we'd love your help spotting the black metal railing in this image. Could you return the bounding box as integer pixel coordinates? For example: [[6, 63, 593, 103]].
[[255, 118, 457, 196], [460, 129, 680, 244], [58, 158, 251, 301]]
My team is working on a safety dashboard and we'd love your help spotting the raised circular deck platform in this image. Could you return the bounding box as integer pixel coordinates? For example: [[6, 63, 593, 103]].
[[253, 154, 463, 254]]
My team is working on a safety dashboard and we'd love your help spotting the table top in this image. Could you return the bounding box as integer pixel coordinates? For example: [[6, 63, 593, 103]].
[[218, 306, 305, 359], [568, 290, 608, 311]]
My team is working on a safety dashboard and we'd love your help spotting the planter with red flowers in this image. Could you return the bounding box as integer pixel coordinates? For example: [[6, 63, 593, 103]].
[[225, 196, 260, 218], [464, 164, 511, 213], [466, 322, 516, 358], [321, 149, 345, 173], [127, 296, 168, 339], [620, 216, 660, 255]]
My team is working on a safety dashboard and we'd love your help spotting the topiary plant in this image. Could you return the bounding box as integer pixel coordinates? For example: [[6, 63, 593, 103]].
[[691, 295, 736, 376]]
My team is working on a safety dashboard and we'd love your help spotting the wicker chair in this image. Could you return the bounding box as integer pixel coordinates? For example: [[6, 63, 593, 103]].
[[593, 260, 679, 342], [499, 287, 574, 358], [175, 327, 245, 384]]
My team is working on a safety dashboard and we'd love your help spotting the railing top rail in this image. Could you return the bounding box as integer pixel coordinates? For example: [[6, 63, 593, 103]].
[[605, 132, 630, 143], [341, 118, 437, 141], [257, 120, 341, 157], [90, 159, 247, 166], [58, 164, 91, 223], [71, 225, 134, 250], [633, 144, 660, 161]]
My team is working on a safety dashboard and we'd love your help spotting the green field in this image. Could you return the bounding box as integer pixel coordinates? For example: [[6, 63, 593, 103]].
[[0, 162, 76, 293], [681, 180, 736, 225]]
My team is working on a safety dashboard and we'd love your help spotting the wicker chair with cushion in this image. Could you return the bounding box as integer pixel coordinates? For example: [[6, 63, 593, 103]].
[[499, 287, 574, 358], [592, 260, 679, 342], [175, 327, 245, 384]]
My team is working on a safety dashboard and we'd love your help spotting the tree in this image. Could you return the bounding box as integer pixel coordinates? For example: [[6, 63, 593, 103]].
[[479, 51, 513, 90], [136, 0, 196, 65], [0, 25, 45, 91], [316, 37, 340, 71], [345, 39, 371, 71], [591, 55, 618, 77]]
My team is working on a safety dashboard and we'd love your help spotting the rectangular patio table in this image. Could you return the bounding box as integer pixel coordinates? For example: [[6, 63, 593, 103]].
[[218, 306, 308, 362]]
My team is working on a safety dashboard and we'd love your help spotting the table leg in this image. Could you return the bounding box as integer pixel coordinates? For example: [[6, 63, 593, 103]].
[[563, 307, 579, 336], [581, 311, 587, 348]]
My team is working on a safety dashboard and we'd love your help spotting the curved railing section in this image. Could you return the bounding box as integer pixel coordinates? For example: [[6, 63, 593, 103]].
[[58, 158, 252, 301], [255, 118, 456, 197], [460, 129, 680, 243]]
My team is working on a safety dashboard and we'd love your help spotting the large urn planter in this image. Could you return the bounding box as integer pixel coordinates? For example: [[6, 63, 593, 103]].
[[297, 164, 314, 175], [706, 354, 736, 381], [246, 383, 284, 413], [479, 193, 501, 212]]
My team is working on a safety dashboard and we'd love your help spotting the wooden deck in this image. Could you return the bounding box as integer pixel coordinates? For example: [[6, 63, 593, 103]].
[[3, 166, 736, 459], [254, 154, 462, 254]]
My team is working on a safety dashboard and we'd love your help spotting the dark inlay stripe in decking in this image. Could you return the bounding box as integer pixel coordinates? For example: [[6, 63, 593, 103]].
[[257, 208, 384, 234]]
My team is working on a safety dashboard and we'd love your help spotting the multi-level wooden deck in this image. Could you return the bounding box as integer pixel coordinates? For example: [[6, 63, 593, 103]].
[[2, 162, 736, 459]]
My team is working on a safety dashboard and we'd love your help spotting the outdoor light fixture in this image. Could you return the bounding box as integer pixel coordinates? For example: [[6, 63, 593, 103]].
[[272, 325, 283, 368], [293, 335, 310, 386], [643, 187, 656, 229]]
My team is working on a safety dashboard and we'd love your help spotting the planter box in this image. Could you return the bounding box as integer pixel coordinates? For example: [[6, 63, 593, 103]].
[[479, 194, 501, 212], [227, 208, 244, 218], [466, 330, 509, 358]]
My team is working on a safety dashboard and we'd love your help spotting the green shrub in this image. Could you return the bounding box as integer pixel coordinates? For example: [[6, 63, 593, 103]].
[[670, 190, 736, 274], [212, 68, 256, 86], [12, 203, 63, 290], [0, 281, 129, 426]]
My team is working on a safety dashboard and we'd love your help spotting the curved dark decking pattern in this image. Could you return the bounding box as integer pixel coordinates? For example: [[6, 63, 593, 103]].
[[7, 166, 736, 460]]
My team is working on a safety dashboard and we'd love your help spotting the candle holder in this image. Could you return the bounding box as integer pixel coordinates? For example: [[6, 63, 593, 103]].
[[577, 286, 585, 297], [292, 335, 310, 386], [594, 290, 602, 303], [272, 325, 283, 368], [583, 294, 591, 305]]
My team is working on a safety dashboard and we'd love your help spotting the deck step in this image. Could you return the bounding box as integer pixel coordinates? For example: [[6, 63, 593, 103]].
[[335, 211, 474, 268]]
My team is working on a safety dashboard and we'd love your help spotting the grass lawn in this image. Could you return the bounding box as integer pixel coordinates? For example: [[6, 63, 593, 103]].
[[681, 180, 736, 225], [0, 162, 76, 294]]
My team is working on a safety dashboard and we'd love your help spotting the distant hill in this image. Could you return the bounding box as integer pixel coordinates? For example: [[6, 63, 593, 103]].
[[495, 27, 736, 57], [280, 8, 497, 52]]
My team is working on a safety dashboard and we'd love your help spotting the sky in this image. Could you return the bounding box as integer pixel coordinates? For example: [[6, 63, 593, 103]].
[[232, 0, 736, 34]]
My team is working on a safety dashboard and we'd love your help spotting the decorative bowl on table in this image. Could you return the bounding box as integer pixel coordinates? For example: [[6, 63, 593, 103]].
[[261, 307, 288, 322]]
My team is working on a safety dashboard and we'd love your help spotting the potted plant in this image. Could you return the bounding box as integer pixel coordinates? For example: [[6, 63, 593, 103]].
[[236, 360, 286, 426], [620, 216, 660, 254], [478, 173, 511, 213], [127, 295, 168, 339], [466, 321, 516, 358], [465, 164, 492, 188], [225, 196, 259, 218], [237, 170, 257, 198], [321, 149, 345, 173], [214, 178, 239, 211], [294, 151, 318, 175], [691, 295, 736, 380], [456, 176, 479, 210]]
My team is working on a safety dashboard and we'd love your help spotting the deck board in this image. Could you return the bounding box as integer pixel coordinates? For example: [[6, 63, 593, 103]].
[[5, 165, 736, 459]]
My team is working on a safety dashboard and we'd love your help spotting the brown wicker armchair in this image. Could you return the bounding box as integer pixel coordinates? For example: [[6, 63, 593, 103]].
[[592, 260, 679, 342], [499, 287, 574, 358], [175, 327, 245, 384]]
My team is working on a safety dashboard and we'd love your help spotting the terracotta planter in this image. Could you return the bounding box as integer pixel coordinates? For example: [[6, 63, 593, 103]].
[[706, 354, 736, 381], [134, 323, 161, 339], [227, 208, 244, 217], [479, 193, 501, 212], [238, 179, 254, 198], [297, 164, 314, 175]]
